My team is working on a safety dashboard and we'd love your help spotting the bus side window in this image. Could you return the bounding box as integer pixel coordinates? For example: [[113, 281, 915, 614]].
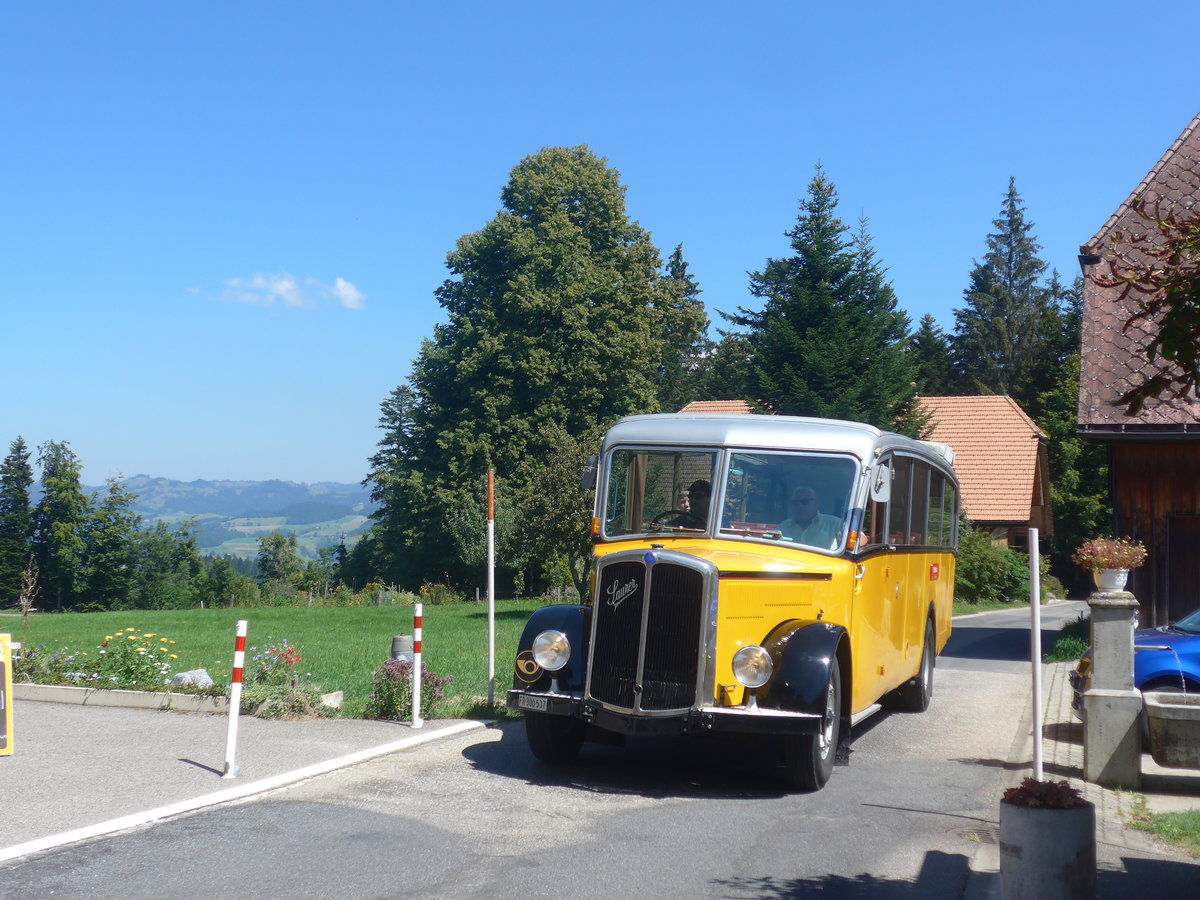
[[909, 460, 930, 545], [889, 457, 912, 545]]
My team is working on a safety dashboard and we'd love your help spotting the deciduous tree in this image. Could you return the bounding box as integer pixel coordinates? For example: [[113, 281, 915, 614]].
[[367, 146, 697, 588]]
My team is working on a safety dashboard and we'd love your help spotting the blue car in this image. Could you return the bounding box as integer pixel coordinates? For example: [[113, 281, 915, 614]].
[[1070, 606, 1200, 718]]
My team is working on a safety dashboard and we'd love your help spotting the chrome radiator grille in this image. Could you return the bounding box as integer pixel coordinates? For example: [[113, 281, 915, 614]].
[[588, 557, 705, 712]]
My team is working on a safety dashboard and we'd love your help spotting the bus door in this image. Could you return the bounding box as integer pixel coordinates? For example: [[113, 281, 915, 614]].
[[852, 456, 907, 705]]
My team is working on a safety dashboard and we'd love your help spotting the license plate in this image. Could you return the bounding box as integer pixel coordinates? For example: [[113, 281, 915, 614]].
[[518, 694, 548, 712]]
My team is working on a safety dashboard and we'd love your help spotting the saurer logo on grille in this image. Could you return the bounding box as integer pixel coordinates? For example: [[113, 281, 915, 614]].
[[606, 577, 639, 611]]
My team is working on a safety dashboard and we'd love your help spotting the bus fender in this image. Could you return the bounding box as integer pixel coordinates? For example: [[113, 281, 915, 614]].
[[512, 605, 590, 693], [760, 620, 849, 717]]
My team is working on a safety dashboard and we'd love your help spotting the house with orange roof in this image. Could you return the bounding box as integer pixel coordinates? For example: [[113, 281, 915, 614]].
[[917, 395, 1052, 550], [1078, 111, 1200, 626]]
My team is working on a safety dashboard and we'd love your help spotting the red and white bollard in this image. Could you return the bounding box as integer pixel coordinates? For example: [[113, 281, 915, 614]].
[[412, 603, 423, 728], [223, 619, 247, 778]]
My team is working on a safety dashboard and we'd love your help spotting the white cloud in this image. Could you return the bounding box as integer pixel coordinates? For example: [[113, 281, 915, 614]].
[[330, 277, 365, 310], [216, 272, 365, 310]]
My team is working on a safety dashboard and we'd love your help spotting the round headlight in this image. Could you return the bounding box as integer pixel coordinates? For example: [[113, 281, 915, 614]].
[[532, 630, 570, 672], [732, 645, 773, 689]]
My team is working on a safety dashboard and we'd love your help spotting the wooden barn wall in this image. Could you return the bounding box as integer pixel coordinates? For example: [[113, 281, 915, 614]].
[[1110, 442, 1200, 626]]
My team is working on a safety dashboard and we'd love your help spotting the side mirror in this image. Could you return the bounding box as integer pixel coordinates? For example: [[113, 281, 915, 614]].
[[869, 463, 891, 503], [580, 455, 598, 491]]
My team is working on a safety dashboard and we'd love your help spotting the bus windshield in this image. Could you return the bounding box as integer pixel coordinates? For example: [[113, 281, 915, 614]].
[[604, 448, 718, 535], [720, 452, 858, 551]]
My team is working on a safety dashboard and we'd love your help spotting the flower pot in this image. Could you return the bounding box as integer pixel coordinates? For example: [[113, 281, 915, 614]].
[[999, 800, 1095, 900], [1092, 568, 1129, 591]]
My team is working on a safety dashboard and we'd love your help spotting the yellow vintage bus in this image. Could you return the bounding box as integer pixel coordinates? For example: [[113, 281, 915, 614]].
[[507, 413, 958, 791]]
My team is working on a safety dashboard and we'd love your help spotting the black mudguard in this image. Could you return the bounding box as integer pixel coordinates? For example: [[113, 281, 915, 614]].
[[512, 605, 590, 693], [760, 620, 852, 761]]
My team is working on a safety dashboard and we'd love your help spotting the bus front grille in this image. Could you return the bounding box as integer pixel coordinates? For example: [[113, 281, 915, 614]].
[[589, 558, 705, 712]]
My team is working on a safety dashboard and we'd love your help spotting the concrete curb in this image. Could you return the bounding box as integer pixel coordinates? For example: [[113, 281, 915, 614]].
[[13, 683, 231, 712], [0, 718, 489, 864], [11, 683, 344, 713]]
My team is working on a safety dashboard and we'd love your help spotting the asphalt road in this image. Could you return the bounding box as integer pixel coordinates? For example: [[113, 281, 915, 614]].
[[0, 605, 1084, 899]]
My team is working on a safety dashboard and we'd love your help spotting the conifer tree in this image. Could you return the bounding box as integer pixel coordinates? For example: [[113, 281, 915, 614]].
[[909, 314, 955, 397], [31, 440, 89, 610], [951, 178, 1067, 408], [0, 437, 34, 604], [730, 167, 918, 431]]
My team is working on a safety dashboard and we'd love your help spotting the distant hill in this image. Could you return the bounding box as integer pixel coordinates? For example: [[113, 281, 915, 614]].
[[88, 476, 377, 560]]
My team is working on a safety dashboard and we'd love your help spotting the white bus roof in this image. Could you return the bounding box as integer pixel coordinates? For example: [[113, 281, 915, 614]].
[[602, 414, 955, 472]]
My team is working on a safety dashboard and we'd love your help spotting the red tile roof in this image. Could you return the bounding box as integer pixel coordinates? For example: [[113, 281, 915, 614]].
[[1079, 112, 1200, 429], [678, 400, 754, 415], [918, 395, 1046, 523]]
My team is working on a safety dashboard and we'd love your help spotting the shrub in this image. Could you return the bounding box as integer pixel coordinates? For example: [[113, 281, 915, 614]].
[[364, 658, 455, 720], [12, 644, 96, 686], [1045, 613, 1090, 662], [246, 638, 303, 686], [418, 583, 461, 606], [239, 683, 335, 720], [97, 627, 178, 688]]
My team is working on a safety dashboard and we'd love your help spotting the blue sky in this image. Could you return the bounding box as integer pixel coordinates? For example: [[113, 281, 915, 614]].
[[3, 1, 1198, 484]]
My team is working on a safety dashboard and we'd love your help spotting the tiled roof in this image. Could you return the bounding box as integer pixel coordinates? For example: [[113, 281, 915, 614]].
[[918, 395, 1045, 523], [1078, 112, 1200, 428], [678, 400, 754, 415]]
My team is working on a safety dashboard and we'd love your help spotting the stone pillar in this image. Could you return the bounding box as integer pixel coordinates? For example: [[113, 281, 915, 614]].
[[1083, 590, 1141, 789]]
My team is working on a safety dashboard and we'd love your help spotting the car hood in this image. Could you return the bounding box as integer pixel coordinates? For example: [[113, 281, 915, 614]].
[[1135, 625, 1200, 651]]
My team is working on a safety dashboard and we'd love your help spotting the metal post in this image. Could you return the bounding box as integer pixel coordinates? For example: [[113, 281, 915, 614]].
[[223, 619, 247, 778], [412, 603, 424, 728], [1029, 528, 1043, 780], [487, 468, 496, 707]]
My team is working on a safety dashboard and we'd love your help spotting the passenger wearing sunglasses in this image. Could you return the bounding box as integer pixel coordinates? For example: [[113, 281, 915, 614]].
[[779, 486, 842, 549]]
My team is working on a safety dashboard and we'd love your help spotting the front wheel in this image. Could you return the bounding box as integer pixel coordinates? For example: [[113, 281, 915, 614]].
[[524, 711, 586, 764], [781, 658, 841, 792]]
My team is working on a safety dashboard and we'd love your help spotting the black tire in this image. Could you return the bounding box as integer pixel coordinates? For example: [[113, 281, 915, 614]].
[[781, 658, 841, 792], [524, 711, 586, 764], [897, 619, 936, 713]]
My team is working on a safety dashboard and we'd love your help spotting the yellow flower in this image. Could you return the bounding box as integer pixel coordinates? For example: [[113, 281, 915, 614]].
[[105, 635, 113, 641], [160, 638, 168, 643], [145, 633, 156, 638], [169, 640, 176, 645], [169, 654, 178, 660], [127, 635, 138, 641], [159, 647, 168, 652]]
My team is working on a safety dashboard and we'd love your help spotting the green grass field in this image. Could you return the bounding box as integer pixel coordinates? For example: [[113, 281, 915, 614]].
[[3, 599, 548, 718]]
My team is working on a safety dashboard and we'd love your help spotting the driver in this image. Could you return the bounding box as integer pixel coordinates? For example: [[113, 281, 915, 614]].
[[779, 486, 841, 549], [670, 479, 710, 527]]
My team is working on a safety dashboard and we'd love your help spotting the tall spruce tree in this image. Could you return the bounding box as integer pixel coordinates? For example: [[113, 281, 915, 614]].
[[657, 244, 710, 412], [951, 178, 1066, 408], [31, 440, 89, 610], [368, 146, 702, 587], [0, 437, 35, 604], [909, 314, 955, 397], [82, 477, 140, 609], [730, 167, 918, 431]]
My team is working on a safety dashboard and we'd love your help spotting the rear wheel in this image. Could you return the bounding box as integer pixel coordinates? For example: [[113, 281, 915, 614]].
[[897, 619, 936, 712], [524, 711, 586, 764], [781, 658, 841, 792]]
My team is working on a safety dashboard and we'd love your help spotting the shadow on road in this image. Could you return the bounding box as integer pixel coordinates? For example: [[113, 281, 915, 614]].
[[711, 850, 972, 898], [940, 626, 1063, 662], [462, 719, 804, 800]]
